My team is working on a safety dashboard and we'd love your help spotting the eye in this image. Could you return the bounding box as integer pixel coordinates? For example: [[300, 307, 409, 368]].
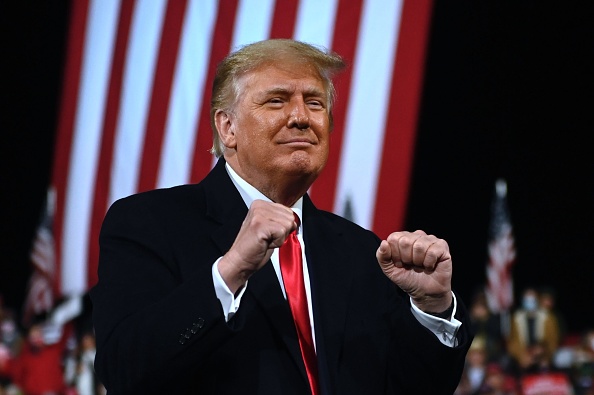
[[307, 100, 324, 110], [266, 98, 284, 107]]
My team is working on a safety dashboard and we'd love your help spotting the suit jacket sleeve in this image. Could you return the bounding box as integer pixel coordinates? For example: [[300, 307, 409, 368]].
[[90, 189, 238, 393], [302, 205, 472, 395], [90, 167, 473, 394]]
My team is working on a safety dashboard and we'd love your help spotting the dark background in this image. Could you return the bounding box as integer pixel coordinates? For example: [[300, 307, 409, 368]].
[[1, 2, 593, 334]]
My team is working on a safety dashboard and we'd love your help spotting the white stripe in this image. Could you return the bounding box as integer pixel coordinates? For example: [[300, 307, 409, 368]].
[[157, 0, 218, 188], [334, 0, 403, 228], [293, 0, 338, 49], [231, 0, 275, 49], [210, 0, 276, 170], [108, 0, 168, 205], [62, 0, 120, 295], [293, 0, 338, 198]]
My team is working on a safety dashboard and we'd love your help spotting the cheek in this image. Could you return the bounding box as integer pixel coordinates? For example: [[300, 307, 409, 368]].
[[235, 117, 266, 146], [314, 121, 331, 149], [312, 115, 330, 136], [248, 114, 284, 139], [318, 141, 330, 164]]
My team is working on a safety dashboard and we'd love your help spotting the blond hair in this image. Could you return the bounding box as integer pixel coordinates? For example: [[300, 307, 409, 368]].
[[209, 39, 345, 157]]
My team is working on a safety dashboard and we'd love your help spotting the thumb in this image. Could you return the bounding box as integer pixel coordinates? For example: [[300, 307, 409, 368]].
[[376, 240, 392, 266]]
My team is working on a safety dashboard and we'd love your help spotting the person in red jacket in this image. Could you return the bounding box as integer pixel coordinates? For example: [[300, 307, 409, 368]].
[[10, 322, 66, 395]]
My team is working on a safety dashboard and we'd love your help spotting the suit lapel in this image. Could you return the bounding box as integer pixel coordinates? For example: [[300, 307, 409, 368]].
[[247, 264, 309, 381], [203, 159, 248, 254], [302, 195, 354, 385]]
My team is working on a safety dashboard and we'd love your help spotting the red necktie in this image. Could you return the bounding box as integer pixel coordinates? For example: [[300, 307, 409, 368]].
[[279, 213, 319, 395]]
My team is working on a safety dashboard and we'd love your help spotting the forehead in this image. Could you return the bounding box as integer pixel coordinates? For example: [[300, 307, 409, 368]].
[[239, 61, 326, 94]]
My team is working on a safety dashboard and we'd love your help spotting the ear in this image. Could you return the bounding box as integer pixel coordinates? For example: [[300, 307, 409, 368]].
[[214, 109, 237, 149]]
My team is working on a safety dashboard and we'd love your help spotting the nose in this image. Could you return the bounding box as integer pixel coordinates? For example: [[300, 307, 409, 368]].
[[286, 99, 310, 130]]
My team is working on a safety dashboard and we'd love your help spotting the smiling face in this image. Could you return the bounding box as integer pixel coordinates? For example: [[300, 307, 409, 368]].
[[216, 61, 330, 205]]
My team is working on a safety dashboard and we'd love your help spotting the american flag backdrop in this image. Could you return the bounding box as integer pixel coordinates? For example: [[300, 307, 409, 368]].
[[44, 0, 433, 301]]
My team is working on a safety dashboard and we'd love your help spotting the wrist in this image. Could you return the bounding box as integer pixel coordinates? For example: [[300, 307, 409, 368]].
[[217, 254, 254, 294], [425, 299, 455, 319], [412, 291, 453, 316]]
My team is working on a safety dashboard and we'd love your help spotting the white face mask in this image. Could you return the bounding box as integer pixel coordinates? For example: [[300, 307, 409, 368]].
[[522, 296, 538, 312]]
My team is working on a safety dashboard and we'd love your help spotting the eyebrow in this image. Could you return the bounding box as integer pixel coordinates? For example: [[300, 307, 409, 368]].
[[258, 86, 326, 98]]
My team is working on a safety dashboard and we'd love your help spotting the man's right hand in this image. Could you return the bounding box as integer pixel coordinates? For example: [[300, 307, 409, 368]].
[[217, 200, 297, 293]]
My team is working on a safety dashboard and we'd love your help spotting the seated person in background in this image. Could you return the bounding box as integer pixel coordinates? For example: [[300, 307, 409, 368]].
[[571, 329, 594, 394], [468, 289, 506, 364], [538, 287, 567, 344], [507, 287, 560, 374]]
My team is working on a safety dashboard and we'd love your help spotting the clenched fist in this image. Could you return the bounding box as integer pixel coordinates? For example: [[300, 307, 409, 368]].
[[376, 230, 453, 314], [218, 200, 298, 293]]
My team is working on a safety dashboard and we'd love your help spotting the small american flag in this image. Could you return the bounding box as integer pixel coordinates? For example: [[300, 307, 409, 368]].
[[22, 188, 57, 327], [485, 179, 516, 315]]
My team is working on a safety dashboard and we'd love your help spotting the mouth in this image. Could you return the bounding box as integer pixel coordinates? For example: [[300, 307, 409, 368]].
[[279, 139, 316, 148]]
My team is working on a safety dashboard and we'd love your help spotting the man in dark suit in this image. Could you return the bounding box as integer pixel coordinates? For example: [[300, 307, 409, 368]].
[[91, 39, 472, 394]]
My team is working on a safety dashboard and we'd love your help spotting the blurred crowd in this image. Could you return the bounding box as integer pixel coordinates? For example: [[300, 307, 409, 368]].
[[1, 286, 593, 395], [0, 296, 105, 395], [455, 286, 594, 395]]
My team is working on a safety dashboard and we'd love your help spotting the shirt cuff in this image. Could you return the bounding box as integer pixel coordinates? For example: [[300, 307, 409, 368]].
[[212, 257, 247, 321], [410, 291, 461, 347]]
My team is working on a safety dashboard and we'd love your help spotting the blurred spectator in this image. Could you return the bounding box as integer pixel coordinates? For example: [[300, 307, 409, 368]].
[[63, 331, 104, 395], [0, 298, 21, 394], [456, 336, 489, 394], [539, 287, 568, 344], [571, 329, 594, 395], [0, 343, 11, 391], [456, 336, 521, 395], [507, 287, 560, 374], [480, 363, 519, 395], [63, 335, 77, 393], [469, 289, 506, 364], [75, 332, 101, 395], [0, 309, 23, 359], [10, 321, 67, 395]]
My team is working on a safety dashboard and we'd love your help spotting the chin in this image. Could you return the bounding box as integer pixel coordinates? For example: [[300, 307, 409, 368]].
[[292, 149, 326, 169], [284, 154, 324, 178]]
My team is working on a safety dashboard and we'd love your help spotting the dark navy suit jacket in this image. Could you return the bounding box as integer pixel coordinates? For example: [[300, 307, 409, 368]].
[[91, 158, 472, 394]]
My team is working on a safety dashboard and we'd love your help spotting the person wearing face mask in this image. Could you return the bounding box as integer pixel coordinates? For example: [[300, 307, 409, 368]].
[[507, 287, 560, 375]]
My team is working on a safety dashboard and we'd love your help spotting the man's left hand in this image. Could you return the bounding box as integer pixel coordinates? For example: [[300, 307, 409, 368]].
[[376, 230, 453, 314]]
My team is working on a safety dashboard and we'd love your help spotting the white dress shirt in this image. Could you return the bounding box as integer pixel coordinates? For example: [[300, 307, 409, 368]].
[[212, 163, 461, 347]]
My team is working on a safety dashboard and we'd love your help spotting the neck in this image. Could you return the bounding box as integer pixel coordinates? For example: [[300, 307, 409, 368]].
[[256, 178, 310, 207], [224, 156, 314, 207]]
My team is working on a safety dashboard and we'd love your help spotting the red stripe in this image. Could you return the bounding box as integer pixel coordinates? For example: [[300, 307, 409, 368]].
[[269, 0, 299, 38], [308, 0, 364, 211], [51, 0, 91, 296], [189, 0, 239, 183], [372, 0, 433, 238], [87, 0, 137, 290], [137, 0, 189, 192]]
